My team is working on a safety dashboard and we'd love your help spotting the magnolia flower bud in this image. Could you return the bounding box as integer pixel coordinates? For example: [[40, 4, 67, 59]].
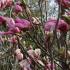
[[34, 49, 41, 57], [16, 52, 23, 61], [15, 49, 21, 55], [27, 49, 34, 58], [14, 4, 22, 13]]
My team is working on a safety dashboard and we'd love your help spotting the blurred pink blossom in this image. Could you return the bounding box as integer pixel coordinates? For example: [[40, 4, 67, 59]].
[[15, 18, 31, 30], [14, 4, 22, 13], [5, 18, 15, 29], [16, 52, 23, 61], [44, 18, 68, 32], [27, 49, 35, 58], [15, 48, 21, 55]]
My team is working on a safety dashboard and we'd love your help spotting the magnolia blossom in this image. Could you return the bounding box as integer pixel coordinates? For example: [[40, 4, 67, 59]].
[[5, 18, 20, 34], [16, 53, 23, 61], [44, 18, 68, 32], [34, 49, 41, 59], [15, 18, 31, 29], [15, 48, 23, 61], [15, 48, 21, 55], [0, 17, 32, 35], [57, 0, 70, 8], [14, 4, 22, 13], [27, 49, 35, 58]]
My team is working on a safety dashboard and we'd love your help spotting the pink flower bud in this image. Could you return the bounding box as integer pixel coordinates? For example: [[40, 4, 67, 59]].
[[34, 49, 41, 58], [15, 49, 21, 55], [27, 49, 34, 58], [14, 4, 22, 13], [16, 52, 23, 61]]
